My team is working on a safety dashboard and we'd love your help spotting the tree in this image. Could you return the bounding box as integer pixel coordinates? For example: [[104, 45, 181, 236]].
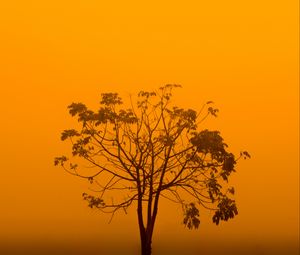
[[55, 84, 250, 255]]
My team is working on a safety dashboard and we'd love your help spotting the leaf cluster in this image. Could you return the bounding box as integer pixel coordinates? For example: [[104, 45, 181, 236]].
[[212, 197, 238, 225], [183, 203, 200, 229]]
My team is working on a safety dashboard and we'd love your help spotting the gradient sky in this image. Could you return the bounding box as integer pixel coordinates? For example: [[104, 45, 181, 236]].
[[0, 1, 299, 255]]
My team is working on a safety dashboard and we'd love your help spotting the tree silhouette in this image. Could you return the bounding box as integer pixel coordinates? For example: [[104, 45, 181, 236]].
[[55, 84, 250, 255]]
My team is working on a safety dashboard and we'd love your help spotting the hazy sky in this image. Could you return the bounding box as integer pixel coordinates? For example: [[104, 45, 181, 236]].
[[0, 1, 298, 254]]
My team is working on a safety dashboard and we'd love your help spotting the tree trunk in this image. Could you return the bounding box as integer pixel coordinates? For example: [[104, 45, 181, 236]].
[[141, 230, 153, 255]]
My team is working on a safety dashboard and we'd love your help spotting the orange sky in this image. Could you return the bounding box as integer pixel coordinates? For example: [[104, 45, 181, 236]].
[[0, 1, 299, 254]]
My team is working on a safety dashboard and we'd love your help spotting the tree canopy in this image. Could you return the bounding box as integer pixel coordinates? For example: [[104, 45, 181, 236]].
[[55, 84, 250, 255]]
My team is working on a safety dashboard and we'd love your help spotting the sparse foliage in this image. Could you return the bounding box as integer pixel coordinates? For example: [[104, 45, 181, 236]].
[[55, 84, 250, 255]]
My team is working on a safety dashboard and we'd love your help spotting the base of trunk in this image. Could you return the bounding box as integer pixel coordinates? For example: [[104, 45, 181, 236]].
[[141, 237, 152, 255]]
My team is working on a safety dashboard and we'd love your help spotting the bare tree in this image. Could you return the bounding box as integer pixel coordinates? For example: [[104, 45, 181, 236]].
[[55, 84, 250, 255]]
